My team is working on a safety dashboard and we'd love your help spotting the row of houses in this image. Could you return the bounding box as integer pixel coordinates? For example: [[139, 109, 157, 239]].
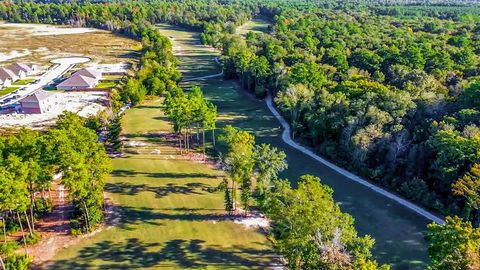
[[0, 63, 37, 88], [57, 68, 102, 90]]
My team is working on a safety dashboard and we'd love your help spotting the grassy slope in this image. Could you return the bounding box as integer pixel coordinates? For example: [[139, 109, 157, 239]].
[[174, 23, 430, 269], [48, 30, 275, 270]]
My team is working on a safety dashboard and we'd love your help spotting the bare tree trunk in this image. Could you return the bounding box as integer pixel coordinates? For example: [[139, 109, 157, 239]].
[[1, 217, 6, 244], [16, 212, 28, 256], [23, 211, 33, 236], [202, 129, 206, 161], [196, 127, 200, 143], [178, 133, 183, 155], [29, 181, 35, 231], [0, 254, 5, 270], [82, 201, 91, 232], [231, 181, 236, 211], [212, 129, 216, 147]]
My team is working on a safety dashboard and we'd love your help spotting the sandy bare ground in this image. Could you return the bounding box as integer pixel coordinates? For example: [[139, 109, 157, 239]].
[[29, 189, 119, 269], [0, 22, 140, 66]]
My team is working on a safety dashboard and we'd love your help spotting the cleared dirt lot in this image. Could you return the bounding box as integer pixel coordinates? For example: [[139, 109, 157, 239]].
[[0, 22, 141, 67]]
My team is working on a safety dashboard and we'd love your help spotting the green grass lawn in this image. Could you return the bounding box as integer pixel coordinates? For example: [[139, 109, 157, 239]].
[[236, 18, 270, 37], [49, 98, 275, 269], [12, 78, 34, 85], [0, 86, 19, 96], [156, 24, 221, 79], [102, 74, 123, 81], [97, 81, 117, 89]]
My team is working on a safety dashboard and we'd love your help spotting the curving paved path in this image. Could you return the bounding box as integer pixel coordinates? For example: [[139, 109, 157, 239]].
[[184, 57, 445, 225], [265, 92, 445, 225]]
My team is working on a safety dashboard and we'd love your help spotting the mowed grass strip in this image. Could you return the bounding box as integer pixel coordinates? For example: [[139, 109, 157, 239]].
[[166, 23, 430, 269], [49, 98, 275, 269]]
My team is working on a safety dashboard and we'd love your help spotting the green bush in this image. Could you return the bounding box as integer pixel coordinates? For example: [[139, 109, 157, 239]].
[[4, 254, 30, 270], [0, 241, 19, 256], [35, 198, 53, 215], [24, 232, 40, 245]]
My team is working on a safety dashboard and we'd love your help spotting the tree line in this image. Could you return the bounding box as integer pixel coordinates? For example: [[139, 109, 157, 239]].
[[217, 0, 480, 227], [0, 113, 110, 269]]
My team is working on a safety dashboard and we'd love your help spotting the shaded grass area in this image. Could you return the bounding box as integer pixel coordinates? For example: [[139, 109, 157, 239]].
[[49, 98, 275, 269]]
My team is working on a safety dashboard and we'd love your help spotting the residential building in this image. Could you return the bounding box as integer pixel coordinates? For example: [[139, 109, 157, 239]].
[[0, 77, 12, 88], [19, 90, 57, 114], [7, 62, 37, 78], [73, 68, 102, 80], [0, 68, 18, 84], [56, 74, 98, 90]]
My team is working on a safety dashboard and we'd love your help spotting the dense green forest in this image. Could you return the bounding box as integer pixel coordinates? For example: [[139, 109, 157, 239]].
[[1, 0, 480, 269]]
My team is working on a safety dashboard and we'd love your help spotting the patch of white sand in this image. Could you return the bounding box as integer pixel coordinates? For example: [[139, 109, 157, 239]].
[[234, 216, 270, 229], [90, 62, 130, 73], [125, 141, 147, 147], [1, 23, 98, 36], [0, 49, 31, 62]]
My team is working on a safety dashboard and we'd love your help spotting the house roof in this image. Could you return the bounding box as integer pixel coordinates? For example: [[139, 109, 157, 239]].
[[57, 74, 97, 88], [72, 68, 102, 79], [20, 90, 54, 103], [8, 63, 33, 75], [0, 68, 17, 81]]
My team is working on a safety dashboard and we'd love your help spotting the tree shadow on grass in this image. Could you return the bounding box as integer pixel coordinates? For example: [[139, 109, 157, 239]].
[[46, 238, 276, 269], [105, 181, 217, 198], [113, 206, 227, 230], [111, 169, 217, 179]]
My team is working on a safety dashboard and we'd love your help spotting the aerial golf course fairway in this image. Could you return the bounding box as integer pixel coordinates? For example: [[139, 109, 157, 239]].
[[48, 98, 276, 269], [50, 21, 429, 270]]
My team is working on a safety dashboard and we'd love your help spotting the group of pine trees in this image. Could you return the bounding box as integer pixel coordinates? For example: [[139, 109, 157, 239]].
[[164, 86, 217, 156]]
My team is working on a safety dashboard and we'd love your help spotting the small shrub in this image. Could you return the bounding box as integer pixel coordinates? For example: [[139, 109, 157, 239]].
[[70, 228, 83, 236], [0, 241, 19, 256], [35, 198, 53, 215], [4, 254, 30, 270], [24, 232, 40, 245]]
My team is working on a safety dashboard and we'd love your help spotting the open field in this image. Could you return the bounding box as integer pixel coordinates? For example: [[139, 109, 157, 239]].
[[0, 22, 141, 67], [156, 24, 221, 79], [161, 24, 431, 269], [48, 98, 276, 269], [236, 18, 271, 37]]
